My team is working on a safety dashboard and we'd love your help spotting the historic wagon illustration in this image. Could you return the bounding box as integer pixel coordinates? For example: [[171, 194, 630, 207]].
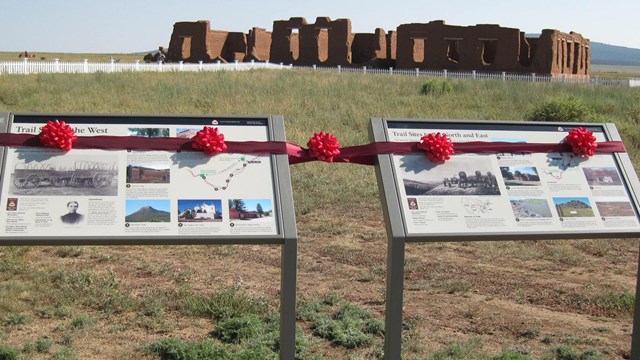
[[13, 160, 117, 189]]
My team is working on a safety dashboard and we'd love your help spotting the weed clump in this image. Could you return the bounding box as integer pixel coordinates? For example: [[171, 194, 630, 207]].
[[146, 338, 228, 360], [420, 78, 454, 95], [301, 297, 384, 349], [0, 344, 19, 360], [526, 95, 588, 122]]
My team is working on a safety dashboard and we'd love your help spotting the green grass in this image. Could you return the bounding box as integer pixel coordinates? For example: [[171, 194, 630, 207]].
[[1, 69, 639, 359]]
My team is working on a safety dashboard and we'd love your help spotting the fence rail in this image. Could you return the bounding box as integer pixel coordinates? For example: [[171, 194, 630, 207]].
[[2, 58, 638, 87]]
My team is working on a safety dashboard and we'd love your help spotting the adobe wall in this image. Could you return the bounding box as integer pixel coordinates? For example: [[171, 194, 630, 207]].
[[395, 20, 589, 75], [352, 28, 391, 67], [245, 28, 272, 62], [270, 17, 353, 67], [166, 18, 589, 75], [167, 21, 212, 62], [270, 17, 307, 65]]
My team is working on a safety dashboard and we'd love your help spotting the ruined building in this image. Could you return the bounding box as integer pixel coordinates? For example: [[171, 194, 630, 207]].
[[166, 17, 589, 76], [167, 20, 271, 63], [396, 21, 589, 75]]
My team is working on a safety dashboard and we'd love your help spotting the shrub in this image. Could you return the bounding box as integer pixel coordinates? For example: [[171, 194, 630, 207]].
[[493, 351, 532, 360], [551, 345, 579, 360], [526, 95, 588, 122], [34, 337, 54, 353], [0, 344, 18, 360], [309, 303, 384, 349], [181, 286, 271, 321], [420, 79, 454, 95], [579, 349, 603, 360], [216, 314, 269, 344], [146, 338, 228, 360]]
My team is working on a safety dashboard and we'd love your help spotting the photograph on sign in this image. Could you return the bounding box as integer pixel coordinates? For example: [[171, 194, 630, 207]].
[[0, 116, 280, 239], [384, 121, 640, 236]]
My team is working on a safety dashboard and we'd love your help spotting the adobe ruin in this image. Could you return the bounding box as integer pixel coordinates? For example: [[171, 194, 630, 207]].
[[165, 17, 589, 75], [395, 21, 589, 75], [167, 20, 271, 63]]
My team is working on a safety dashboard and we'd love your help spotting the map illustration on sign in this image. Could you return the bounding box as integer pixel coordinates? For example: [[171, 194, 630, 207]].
[[183, 155, 265, 191]]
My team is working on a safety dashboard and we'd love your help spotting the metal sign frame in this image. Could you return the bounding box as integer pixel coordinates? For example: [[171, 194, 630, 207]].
[[370, 117, 640, 359], [0, 112, 298, 359]]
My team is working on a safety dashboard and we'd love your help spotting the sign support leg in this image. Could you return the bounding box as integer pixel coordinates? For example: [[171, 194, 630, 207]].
[[631, 243, 640, 358], [384, 236, 406, 359], [280, 237, 297, 359]]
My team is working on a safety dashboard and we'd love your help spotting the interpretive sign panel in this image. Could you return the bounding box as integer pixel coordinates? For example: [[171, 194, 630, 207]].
[[0, 113, 296, 245], [370, 118, 640, 359], [372, 118, 640, 241]]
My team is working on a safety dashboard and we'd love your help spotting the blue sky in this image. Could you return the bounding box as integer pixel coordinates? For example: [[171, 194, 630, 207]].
[[3, 0, 640, 53]]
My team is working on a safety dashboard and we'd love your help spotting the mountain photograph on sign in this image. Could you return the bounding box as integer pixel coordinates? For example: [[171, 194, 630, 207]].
[[125, 200, 171, 222], [553, 197, 595, 218]]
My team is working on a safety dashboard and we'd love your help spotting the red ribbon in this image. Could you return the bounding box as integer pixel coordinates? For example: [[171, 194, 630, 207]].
[[0, 133, 627, 166]]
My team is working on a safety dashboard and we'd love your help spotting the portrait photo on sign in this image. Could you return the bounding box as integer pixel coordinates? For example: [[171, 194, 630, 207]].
[[10, 156, 119, 196], [398, 155, 501, 196], [60, 200, 85, 225], [178, 199, 222, 222]]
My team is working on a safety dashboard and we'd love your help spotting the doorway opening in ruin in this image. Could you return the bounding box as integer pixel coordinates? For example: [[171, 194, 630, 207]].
[[565, 41, 571, 68], [412, 38, 425, 63], [179, 36, 192, 60], [481, 39, 497, 65], [317, 28, 329, 63], [447, 39, 460, 64], [289, 28, 300, 61], [585, 46, 590, 73], [573, 43, 580, 73]]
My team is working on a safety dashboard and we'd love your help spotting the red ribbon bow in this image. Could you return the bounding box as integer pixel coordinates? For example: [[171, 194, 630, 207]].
[[307, 132, 341, 163], [565, 127, 597, 157], [38, 120, 78, 151], [191, 126, 228, 155], [417, 132, 455, 162]]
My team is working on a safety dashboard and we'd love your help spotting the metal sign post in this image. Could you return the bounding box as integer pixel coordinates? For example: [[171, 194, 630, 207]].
[[370, 118, 640, 359], [0, 112, 298, 359]]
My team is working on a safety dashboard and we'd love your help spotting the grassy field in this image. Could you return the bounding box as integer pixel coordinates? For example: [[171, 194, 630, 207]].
[[1, 70, 640, 359], [2, 51, 640, 78]]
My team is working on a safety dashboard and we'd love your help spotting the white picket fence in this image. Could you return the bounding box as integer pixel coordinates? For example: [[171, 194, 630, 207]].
[[0, 58, 284, 75], [1, 58, 638, 87]]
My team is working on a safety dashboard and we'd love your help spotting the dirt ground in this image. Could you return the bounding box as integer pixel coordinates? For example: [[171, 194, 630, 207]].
[[1, 205, 639, 359]]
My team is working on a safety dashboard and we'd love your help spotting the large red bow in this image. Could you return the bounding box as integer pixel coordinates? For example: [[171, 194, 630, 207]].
[[38, 120, 78, 151], [565, 127, 597, 157], [307, 132, 341, 163], [417, 133, 454, 162], [191, 126, 228, 155]]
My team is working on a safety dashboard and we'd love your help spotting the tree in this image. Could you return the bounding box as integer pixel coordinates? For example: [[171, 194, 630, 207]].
[[229, 199, 247, 212], [256, 203, 264, 216], [129, 128, 170, 137]]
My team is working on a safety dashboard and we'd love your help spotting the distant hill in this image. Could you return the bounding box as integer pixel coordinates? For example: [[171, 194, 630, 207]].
[[590, 42, 640, 66], [525, 34, 640, 66], [125, 206, 170, 222]]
